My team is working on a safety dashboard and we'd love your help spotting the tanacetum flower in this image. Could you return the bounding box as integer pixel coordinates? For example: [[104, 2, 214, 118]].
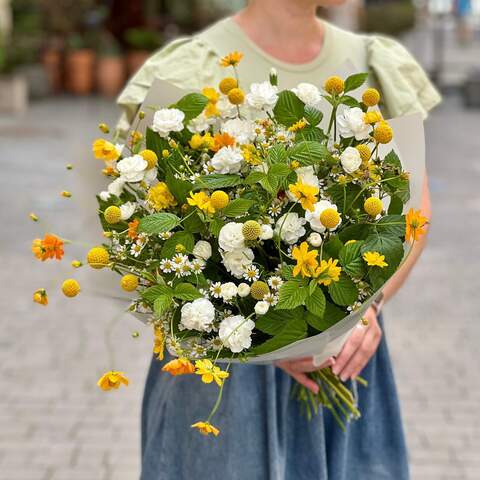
[[315, 258, 342, 286], [33, 288, 48, 306], [405, 208, 428, 242], [191, 421, 220, 436], [288, 182, 319, 212], [97, 371, 129, 391], [187, 191, 215, 214], [292, 241, 319, 278], [32, 234, 64, 261], [220, 50, 243, 67], [363, 251, 388, 268], [92, 139, 119, 161], [324, 76, 344, 95], [147, 182, 177, 211], [162, 358, 195, 376], [194, 359, 229, 387]]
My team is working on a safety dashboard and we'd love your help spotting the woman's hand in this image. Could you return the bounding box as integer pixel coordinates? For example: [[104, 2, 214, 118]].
[[331, 306, 382, 381]]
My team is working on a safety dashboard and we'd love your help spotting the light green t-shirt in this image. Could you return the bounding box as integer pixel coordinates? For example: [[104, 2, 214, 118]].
[[117, 17, 441, 132]]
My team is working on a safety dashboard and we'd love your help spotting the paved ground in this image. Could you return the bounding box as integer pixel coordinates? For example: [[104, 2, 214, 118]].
[[0, 90, 479, 480]]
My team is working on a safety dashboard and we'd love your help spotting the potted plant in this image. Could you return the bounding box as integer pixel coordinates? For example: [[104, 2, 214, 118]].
[[65, 33, 96, 95], [0, 38, 28, 112], [96, 32, 126, 97], [124, 27, 162, 76]]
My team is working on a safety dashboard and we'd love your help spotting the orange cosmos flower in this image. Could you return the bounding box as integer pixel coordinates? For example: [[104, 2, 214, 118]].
[[405, 208, 429, 242], [162, 358, 195, 376], [191, 421, 220, 436], [97, 371, 129, 391], [32, 234, 64, 261], [211, 132, 236, 152], [92, 138, 119, 161], [128, 218, 140, 239], [219, 51, 243, 68]]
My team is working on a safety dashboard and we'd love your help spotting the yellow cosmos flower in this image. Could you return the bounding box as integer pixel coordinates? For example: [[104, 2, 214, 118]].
[[202, 87, 220, 104], [241, 144, 261, 165], [147, 182, 177, 211], [187, 191, 215, 214], [288, 182, 319, 212], [194, 359, 229, 387], [315, 258, 342, 286], [363, 251, 388, 268], [405, 208, 428, 242], [191, 421, 220, 436], [153, 327, 165, 361], [204, 102, 220, 118], [288, 119, 307, 132], [220, 50, 243, 67], [92, 138, 119, 161], [33, 288, 48, 306], [162, 358, 195, 376], [189, 133, 215, 150], [97, 371, 129, 391], [292, 242, 319, 278]]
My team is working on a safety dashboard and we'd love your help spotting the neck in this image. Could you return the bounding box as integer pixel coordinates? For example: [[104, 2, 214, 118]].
[[233, 0, 325, 64]]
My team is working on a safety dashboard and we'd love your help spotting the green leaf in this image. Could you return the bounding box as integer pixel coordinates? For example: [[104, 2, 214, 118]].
[[339, 95, 360, 107], [175, 93, 209, 122], [222, 198, 254, 217], [338, 223, 372, 243], [161, 231, 194, 258], [326, 183, 363, 213], [255, 308, 300, 335], [305, 288, 326, 318], [165, 169, 192, 204], [328, 274, 359, 306], [139, 213, 180, 234], [259, 175, 276, 194], [304, 105, 323, 126], [323, 235, 343, 259], [145, 127, 169, 158], [183, 212, 204, 233], [268, 143, 288, 164], [339, 240, 366, 278], [269, 163, 291, 177], [388, 195, 404, 215], [306, 301, 347, 331], [288, 141, 329, 166], [250, 317, 307, 355], [343, 73, 368, 93], [195, 174, 243, 190], [209, 217, 225, 237], [374, 215, 406, 237], [154, 294, 173, 317], [383, 150, 401, 169], [141, 284, 173, 303], [383, 173, 410, 203], [174, 283, 203, 300], [244, 171, 267, 185], [295, 126, 326, 143], [273, 90, 305, 127], [362, 232, 405, 281], [309, 279, 317, 296], [276, 280, 308, 310]]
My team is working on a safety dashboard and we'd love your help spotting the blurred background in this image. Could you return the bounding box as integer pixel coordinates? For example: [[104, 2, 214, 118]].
[[1, 1, 479, 479]]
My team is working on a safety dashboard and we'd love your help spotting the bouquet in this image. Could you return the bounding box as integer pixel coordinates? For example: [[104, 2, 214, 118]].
[[31, 51, 428, 436]]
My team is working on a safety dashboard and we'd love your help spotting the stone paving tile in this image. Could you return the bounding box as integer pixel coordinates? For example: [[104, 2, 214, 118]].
[[1, 93, 479, 480]]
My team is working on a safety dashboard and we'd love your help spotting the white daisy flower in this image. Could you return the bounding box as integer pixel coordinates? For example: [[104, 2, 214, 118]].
[[263, 292, 278, 306], [243, 265, 260, 282], [172, 253, 188, 266], [191, 258, 206, 273], [160, 259, 174, 273], [159, 232, 173, 240], [268, 276, 284, 290], [209, 282, 223, 298]]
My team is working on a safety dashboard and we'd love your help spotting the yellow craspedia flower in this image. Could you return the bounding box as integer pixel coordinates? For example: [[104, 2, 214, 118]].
[[104, 205, 122, 224], [97, 371, 129, 391], [320, 208, 341, 230], [250, 281, 269, 300], [62, 279, 80, 297], [194, 359, 230, 387], [202, 87, 220, 104], [362, 88, 381, 106], [220, 50, 243, 67], [191, 421, 220, 437], [33, 288, 48, 306], [61, 190, 72, 198], [187, 191, 215, 214], [373, 121, 393, 144], [315, 258, 342, 286], [140, 149, 158, 169], [210, 190, 230, 210], [364, 197, 383, 217], [120, 274, 139, 292], [71, 260, 82, 268], [87, 246, 110, 269], [363, 251, 388, 268], [227, 87, 245, 105], [364, 111, 383, 125], [147, 182, 177, 211], [219, 76, 238, 94], [324, 76, 344, 95], [242, 220, 262, 241], [92, 138, 119, 161], [356, 144, 371, 163], [288, 119, 307, 132]]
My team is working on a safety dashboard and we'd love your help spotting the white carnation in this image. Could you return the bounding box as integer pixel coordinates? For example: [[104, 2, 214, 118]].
[[237, 283, 251, 297], [246, 81, 278, 110], [305, 200, 341, 233], [221, 248, 255, 278], [222, 118, 256, 145], [120, 202, 136, 220], [211, 146, 243, 174], [254, 301, 270, 315], [151, 108, 185, 138], [337, 107, 370, 141], [220, 282, 238, 301], [216, 96, 237, 119], [180, 298, 215, 332], [307, 232, 323, 247], [99, 191, 110, 201], [143, 168, 158, 186], [260, 224, 273, 240], [274, 212, 307, 244], [187, 113, 211, 134], [219, 315, 255, 353], [107, 177, 125, 196], [193, 240, 212, 260], [219, 223, 245, 252], [116, 155, 148, 183], [340, 146, 362, 174], [291, 82, 322, 109]]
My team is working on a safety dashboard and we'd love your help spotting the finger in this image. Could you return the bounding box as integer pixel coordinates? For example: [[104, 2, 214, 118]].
[[338, 324, 382, 381], [290, 371, 319, 394], [331, 323, 368, 376], [288, 356, 334, 373]]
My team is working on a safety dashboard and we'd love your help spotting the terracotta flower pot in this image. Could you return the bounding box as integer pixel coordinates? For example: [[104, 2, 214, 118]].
[[42, 48, 63, 93], [65, 49, 96, 95], [97, 56, 126, 97], [126, 50, 150, 76]]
